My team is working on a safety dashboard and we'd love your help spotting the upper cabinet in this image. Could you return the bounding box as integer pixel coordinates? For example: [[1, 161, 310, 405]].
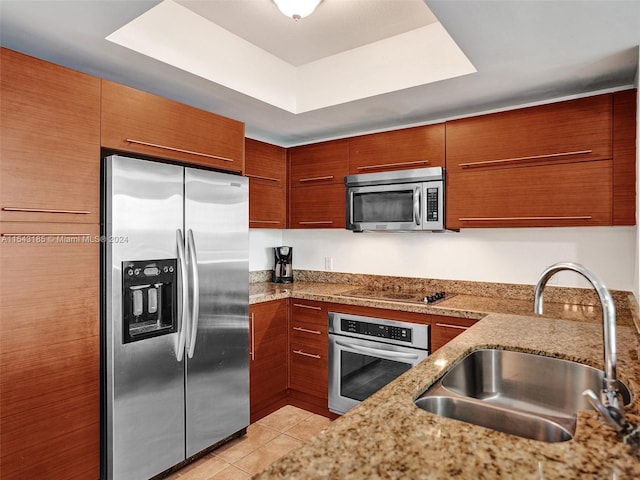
[[245, 138, 287, 229], [0, 48, 101, 224], [101, 80, 245, 173], [289, 139, 348, 229], [348, 124, 445, 174], [445, 92, 636, 229]]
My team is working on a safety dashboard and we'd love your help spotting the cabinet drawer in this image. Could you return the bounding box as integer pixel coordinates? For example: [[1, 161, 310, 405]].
[[1, 48, 101, 224], [349, 124, 445, 174], [101, 80, 244, 172], [289, 139, 349, 186], [446, 160, 613, 229], [290, 322, 327, 348], [289, 342, 327, 397], [289, 184, 345, 229], [446, 94, 612, 172], [291, 300, 329, 325], [431, 317, 478, 352]]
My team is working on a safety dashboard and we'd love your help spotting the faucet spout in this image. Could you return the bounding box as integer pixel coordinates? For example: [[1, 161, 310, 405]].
[[533, 262, 627, 431]]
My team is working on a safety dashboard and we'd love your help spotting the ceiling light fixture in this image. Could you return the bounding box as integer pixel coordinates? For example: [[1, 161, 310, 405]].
[[274, 0, 322, 21]]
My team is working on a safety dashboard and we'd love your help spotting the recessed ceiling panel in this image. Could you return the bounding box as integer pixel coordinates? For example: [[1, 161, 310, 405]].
[[106, 0, 475, 113]]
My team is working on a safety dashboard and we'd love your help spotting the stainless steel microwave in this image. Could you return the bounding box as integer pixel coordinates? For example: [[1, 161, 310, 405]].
[[345, 167, 445, 232]]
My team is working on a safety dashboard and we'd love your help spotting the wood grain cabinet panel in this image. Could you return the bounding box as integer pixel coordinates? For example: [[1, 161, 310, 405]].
[[348, 124, 445, 174], [0, 222, 99, 480], [289, 184, 345, 229], [612, 89, 637, 226], [101, 79, 245, 172], [430, 316, 478, 353], [446, 94, 613, 172], [249, 300, 288, 423], [245, 139, 287, 229], [0, 48, 101, 224], [289, 139, 349, 187]]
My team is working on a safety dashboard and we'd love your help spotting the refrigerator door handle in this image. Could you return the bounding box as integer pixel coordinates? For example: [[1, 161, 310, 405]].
[[186, 229, 200, 359], [176, 229, 189, 361]]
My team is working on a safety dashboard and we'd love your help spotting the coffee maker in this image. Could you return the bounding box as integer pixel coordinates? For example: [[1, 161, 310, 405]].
[[272, 246, 293, 283]]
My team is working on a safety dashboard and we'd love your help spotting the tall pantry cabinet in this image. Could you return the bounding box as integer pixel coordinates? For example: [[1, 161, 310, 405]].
[[0, 48, 101, 479]]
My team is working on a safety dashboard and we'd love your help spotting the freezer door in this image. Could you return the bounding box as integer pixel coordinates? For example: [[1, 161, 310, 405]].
[[184, 167, 249, 456], [103, 155, 186, 480]]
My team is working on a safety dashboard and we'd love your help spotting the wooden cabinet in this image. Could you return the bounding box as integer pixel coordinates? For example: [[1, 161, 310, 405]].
[[249, 300, 288, 423], [245, 139, 287, 229], [289, 140, 348, 229], [430, 315, 478, 353], [288, 300, 330, 414], [348, 124, 445, 174], [0, 48, 101, 224], [101, 79, 245, 172], [445, 92, 636, 229], [0, 222, 100, 480]]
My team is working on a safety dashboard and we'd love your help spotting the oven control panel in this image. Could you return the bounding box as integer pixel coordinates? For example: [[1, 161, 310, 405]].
[[341, 318, 412, 343]]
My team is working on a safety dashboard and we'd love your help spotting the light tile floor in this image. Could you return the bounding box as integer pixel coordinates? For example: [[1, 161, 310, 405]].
[[166, 406, 332, 479]]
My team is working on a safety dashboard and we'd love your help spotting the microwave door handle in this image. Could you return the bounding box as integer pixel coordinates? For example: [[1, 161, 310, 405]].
[[335, 340, 419, 360], [175, 229, 188, 362], [349, 190, 355, 225], [414, 186, 421, 226]]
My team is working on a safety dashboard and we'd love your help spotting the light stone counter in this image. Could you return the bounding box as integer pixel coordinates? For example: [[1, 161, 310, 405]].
[[254, 313, 640, 479]]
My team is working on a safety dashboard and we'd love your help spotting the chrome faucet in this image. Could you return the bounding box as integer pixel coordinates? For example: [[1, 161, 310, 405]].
[[533, 262, 629, 433]]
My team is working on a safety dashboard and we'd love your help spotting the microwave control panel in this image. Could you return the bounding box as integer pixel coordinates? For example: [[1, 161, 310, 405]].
[[425, 187, 439, 222]]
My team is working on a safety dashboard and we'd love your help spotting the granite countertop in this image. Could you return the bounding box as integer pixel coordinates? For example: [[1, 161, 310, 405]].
[[255, 313, 640, 479], [249, 281, 637, 328]]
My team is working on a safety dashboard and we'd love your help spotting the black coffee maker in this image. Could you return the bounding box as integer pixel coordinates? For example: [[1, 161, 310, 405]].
[[272, 246, 293, 283]]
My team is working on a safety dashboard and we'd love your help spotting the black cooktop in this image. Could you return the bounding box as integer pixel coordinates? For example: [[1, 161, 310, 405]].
[[340, 288, 451, 305]]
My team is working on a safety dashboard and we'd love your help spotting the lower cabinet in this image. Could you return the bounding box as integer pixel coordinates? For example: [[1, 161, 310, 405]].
[[430, 315, 479, 352], [0, 222, 100, 480], [249, 299, 289, 423], [288, 300, 331, 416]]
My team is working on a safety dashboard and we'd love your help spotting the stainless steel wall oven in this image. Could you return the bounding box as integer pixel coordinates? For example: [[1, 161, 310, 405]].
[[328, 312, 429, 415]]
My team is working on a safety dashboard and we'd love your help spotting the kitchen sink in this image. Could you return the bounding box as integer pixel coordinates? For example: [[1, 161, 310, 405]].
[[415, 348, 632, 442]]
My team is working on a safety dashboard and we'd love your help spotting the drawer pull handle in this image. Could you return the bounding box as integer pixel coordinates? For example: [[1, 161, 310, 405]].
[[293, 326, 321, 335], [293, 303, 322, 311], [293, 349, 321, 359], [458, 150, 592, 169], [2, 207, 91, 215], [435, 323, 470, 330], [245, 174, 281, 182], [298, 175, 334, 183], [126, 138, 234, 162], [458, 216, 592, 222], [298, 221, 333, 225], [357, 160, 430, 171]]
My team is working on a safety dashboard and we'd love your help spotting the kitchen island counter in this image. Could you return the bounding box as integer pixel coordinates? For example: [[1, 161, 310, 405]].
[[254, 313, 640, 479]]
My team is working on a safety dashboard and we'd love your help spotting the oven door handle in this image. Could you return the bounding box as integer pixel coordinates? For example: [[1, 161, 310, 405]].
[[335, 340, 420, 360]]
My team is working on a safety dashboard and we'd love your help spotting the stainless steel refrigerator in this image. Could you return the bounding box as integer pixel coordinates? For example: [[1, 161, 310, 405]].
[[102, 155, 249, 480]]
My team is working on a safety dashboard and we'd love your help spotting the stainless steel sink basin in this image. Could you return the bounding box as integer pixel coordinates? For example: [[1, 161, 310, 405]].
[[415, 348, 632, 442], [415, 395, 573, 443]]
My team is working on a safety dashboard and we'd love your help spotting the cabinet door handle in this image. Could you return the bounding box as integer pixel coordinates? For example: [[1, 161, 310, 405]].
[[126, 138, 234, 163], [298, 175, 334, 183], [298, 221, 333, 225], [250, 220, 281, 224], [357, 160, 430, 171], [435, 323, 470, 330], [245, 174, 281, 182], [293, 303, 322, 311], [2, 207, 91, 215], [458, 150, 592, 169], [458, 216, 593, 222], [292, 326, 321, 335], [293, 349, 321, 359], [250, 312, 255, 361]]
